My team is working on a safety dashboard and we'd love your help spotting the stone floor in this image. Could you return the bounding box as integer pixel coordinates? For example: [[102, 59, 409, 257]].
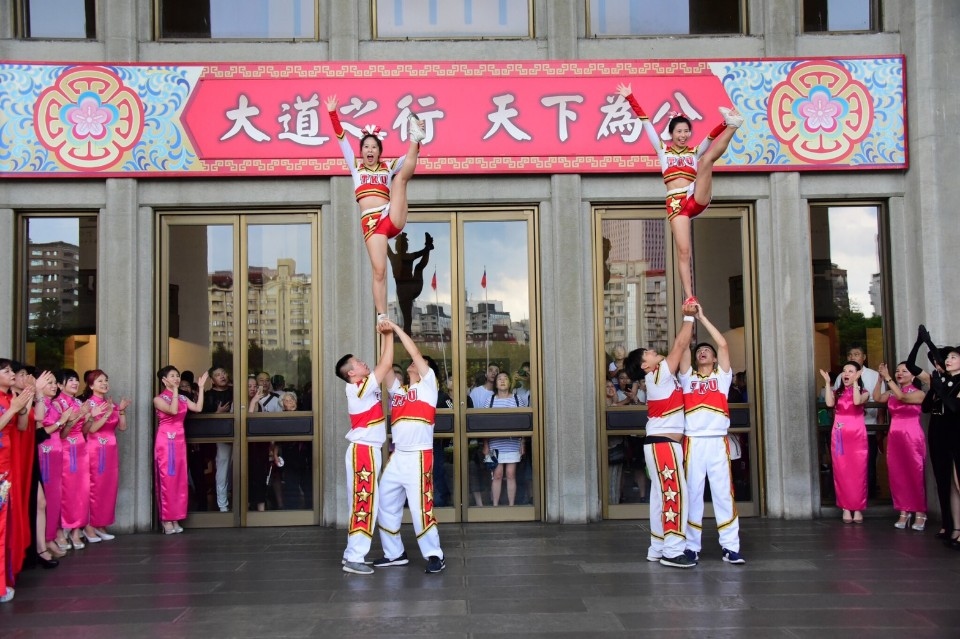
[[3, 518, 960, 637]]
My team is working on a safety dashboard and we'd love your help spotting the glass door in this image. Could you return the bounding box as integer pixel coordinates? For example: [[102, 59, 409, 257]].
[[596, 205, 761, 519], [158, 212, 320, 527], [385, 208, 540, 522]]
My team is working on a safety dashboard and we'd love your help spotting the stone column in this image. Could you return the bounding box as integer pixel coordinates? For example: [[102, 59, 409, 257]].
[[540, 175, 599, 523], [899, 0, 960, 338], [98, 180, 155, 531], [756, 174, 819, 518]]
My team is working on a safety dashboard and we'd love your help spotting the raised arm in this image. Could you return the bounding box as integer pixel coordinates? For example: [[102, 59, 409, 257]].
[[820, 369, 836, 408], [389, 320, 429, 379], [851, 369, 867, 406], [696, 307, 731, 373], [372, 322, 396, 384], [153, 377, 181, 416], [185, 371, 208, 413], [874, 363, 891, 403], [325, 95, 361, 176], [680, 339, 692, 373], [617, 83, 666, 157], [665, 314, 696, 374]]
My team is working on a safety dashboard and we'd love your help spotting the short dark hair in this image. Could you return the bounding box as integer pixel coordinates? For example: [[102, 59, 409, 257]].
[[57, 368, 80, 385], [359, 134, 383, 155], [668, 115, 692, 134], [156, 365, 178, 383], [423, 355, 440, 379], [837, 360, 865, 395], [694, 342, 718, 357], [335, 354, 354, 382]]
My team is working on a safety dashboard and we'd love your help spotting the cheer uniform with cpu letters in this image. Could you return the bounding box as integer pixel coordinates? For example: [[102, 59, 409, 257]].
[[643, 359, 689, 560], [378, 367, 443, 561], [623, 93, 727, 221], [342, 372, 386, 565], [327, 109, 405, 240], [679, 365, 740, 554]]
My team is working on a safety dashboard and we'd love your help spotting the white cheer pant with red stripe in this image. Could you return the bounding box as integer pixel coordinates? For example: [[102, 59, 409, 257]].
[[683, 435, 740, 553], [378, 449, 443, 560], [644, 440, 688, 559]]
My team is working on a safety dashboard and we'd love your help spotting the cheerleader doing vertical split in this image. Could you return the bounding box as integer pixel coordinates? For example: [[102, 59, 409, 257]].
[[616, 83, 742, 308], [325, 95, 426, 327]]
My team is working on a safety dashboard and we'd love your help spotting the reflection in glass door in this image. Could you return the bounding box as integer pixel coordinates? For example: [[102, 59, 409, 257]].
[[595, 206, 760, 519], [385, 209, 540, 522], [159, 213, 319, 527]]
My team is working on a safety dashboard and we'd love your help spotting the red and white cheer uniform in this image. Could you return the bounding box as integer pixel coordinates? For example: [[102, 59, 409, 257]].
[[379, 367, 443, 561], [342, 372, 386, 564], [623, 93, 726, 221], [328, 109, 405, 241], [679, 365, 741, 554], [643, 359, 689, 560]]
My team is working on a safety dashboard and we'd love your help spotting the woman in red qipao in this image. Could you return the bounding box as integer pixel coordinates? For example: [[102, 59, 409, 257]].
[[0, 358, 38, 603]]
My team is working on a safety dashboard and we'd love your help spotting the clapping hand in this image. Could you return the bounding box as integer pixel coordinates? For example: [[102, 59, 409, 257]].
[[89, 400, 111, 420], [11, 387, 35, 412], [34, 371, 55, 396]]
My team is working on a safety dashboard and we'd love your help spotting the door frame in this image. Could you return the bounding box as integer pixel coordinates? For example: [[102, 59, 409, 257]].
[[593, 203, 764, 520], [156, 210, 322, 527], [397, 206, 543, 522]]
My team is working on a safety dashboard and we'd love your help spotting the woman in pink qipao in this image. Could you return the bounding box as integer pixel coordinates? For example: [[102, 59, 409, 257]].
[[82, 370, 131, 541], [153, 366, 206, 534], [875, 362, 928, 530], [54, 369, 107, 549], [35, 372, 73, 557], [820, 362, 869, 524]]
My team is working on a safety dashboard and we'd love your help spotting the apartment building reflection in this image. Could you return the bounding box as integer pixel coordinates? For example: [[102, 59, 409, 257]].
[[208, 258, 312, 354], [603, 220, 668, 354]]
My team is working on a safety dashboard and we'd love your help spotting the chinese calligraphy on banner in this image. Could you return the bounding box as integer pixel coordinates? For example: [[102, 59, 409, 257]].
[[0, 58, 905, 177]]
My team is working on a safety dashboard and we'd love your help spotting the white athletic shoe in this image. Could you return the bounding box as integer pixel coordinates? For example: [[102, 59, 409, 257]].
[[408, 114, 426, 143], [719, 106, 744, 129]]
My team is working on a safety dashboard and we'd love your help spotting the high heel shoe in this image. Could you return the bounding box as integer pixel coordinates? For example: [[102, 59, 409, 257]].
[[912, 514, 927, 531], [949, 530, 960, 549], [94, 528, 116, 541], [894, 512, 911, 529], [80, 530, 102, 544], [36, 551, 60, 569], [48, 542, 67, 557], [70, 537, 85, 550]]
